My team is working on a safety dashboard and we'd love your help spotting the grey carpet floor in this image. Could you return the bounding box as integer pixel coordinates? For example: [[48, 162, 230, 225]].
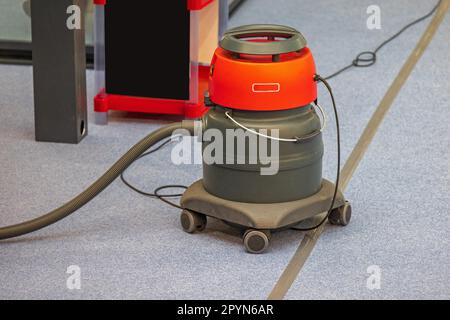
[[0, 0, 449, 299]]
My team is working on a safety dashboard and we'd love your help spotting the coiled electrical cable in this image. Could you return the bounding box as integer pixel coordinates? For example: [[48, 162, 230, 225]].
[[324, 0, 442, 80], [119, 135, 187, 199]]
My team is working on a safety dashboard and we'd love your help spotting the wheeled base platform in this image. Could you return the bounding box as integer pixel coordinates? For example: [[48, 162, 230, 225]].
[[180, 179, 351, 253]]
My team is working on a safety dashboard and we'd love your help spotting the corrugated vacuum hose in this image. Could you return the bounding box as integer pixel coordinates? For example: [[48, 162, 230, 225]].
[[0, 122, 194, 240]]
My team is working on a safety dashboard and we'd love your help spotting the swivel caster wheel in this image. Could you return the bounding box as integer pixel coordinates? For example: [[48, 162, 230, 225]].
[[180, 209, 207, 233], [329, 201, 352, 226], [243, 229, 271, 254]]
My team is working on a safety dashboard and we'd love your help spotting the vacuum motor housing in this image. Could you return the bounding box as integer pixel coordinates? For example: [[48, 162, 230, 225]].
[[203, 25, 323, 203]]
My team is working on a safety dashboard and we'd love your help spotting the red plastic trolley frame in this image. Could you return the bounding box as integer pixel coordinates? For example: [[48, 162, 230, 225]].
[[93, 0, 220, 124]]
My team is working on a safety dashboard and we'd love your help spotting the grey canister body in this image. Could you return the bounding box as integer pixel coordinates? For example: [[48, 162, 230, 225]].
[[202, 106, 323, 203]]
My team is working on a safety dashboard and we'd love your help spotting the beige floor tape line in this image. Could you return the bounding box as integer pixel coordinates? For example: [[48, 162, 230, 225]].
[[268, 0, 450, 300]]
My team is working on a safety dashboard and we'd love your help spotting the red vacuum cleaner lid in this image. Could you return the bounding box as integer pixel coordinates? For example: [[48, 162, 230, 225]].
[[208, 25, 317, 111]]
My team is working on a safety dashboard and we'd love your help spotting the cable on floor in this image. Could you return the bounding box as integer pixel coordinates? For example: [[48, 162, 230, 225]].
[[324, 0, 442, 80], [119, 135, 188, 209]]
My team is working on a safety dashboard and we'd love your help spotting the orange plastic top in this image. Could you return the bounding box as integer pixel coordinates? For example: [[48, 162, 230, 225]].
[[208, 46, 317, 111]]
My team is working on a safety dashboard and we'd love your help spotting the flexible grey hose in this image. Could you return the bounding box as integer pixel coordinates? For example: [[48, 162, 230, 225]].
[[0, 121, 194, 240]]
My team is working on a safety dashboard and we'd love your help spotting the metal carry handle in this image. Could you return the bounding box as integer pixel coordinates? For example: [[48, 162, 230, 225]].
[[224, 102, 326, 143], [220, 24, 307, 55]]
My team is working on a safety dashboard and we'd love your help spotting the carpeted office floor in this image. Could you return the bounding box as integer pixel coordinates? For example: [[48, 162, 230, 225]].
[[0, 0, 449, 299]]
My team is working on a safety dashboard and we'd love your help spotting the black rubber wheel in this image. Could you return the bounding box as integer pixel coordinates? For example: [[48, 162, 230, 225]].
[[328, 201, 352, 226], [180, 210, 207, 233], [243, 230, 270, 254]]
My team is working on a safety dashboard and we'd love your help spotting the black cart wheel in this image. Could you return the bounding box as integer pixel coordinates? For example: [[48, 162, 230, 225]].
[[180, 210, 207, 233], [328, 201, 352, 226], [243, 230, 270, 254]]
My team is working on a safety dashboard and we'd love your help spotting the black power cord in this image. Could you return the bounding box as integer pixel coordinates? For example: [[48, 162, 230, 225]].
[[154, 185, 187, 210], [324, 0, 442, 80], [120, 136, 188, 209], [292, 2, 442, 229], [293, 75, 341, 231]]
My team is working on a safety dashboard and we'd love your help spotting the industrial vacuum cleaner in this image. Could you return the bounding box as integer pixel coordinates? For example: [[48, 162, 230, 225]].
[[0, 25, 350, 254]]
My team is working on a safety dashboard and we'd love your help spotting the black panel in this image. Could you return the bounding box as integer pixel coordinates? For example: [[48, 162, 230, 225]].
[[105, 0, 190, 100], [31, 0, 87, 144]]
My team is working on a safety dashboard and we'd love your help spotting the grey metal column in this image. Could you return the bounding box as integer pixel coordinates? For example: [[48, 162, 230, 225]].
[[31, 0, 88, 144]]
